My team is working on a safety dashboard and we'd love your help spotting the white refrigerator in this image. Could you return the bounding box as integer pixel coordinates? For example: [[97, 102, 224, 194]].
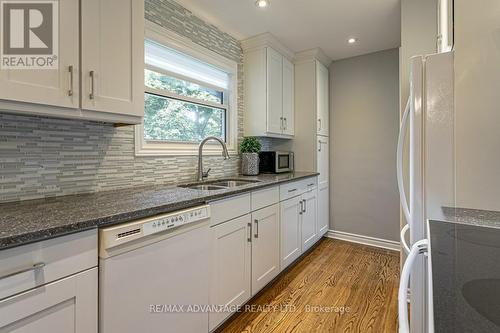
[[397, 51, 455, 333]]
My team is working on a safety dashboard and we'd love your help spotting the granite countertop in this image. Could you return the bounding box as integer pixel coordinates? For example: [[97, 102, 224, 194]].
[[0, 172, 318, 250], [430, 207, 500, 332], [441, 206, 500, 229]]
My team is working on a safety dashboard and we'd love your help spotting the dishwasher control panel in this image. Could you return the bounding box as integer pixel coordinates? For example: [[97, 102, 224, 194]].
[[142, 206, 209, 236]]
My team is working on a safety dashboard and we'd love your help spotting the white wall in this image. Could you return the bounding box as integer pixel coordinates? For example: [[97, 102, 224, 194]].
[[329, 49, 400, 241], [454, 0, 500, 211]]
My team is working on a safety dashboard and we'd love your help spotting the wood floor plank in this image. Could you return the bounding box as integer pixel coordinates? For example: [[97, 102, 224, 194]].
[[217, 238, 400, 333]]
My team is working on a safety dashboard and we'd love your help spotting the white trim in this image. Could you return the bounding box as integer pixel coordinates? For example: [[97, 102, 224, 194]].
[[241, 32, 295, 61], [325, 230, 400, 251], [135, 21, 239, 157], [294, 48, 332, 67]]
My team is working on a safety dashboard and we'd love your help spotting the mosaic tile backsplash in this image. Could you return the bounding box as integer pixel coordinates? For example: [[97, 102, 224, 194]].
[[0, 0, 252, 203]]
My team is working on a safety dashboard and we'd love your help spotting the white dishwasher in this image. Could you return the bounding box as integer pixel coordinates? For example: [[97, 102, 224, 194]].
[[99, 205, 210, 333]]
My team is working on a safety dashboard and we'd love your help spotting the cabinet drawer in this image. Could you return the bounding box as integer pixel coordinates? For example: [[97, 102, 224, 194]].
[[279, 177, 318, 201], [251, 186, 279, 211], [0, 230, 97, 300], [210, 194, 251, 227]]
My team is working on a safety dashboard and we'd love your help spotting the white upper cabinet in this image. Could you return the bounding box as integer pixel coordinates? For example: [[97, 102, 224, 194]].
[[0, 0, 80, 109], [81, 0, 144, 118], [243, 33, 295, 138], [282, 57, 295, 136], [316, 61, 329, 136], [0, 0, 144, 124], [266, 47, 284, 135]]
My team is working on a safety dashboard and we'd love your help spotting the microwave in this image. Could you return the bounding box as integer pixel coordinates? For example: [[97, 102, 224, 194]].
[[259, 151, 294, 173]]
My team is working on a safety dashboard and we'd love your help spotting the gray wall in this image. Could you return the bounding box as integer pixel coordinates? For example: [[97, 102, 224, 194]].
[[329, 49, 400, 241], [0, 0, 246, 203]]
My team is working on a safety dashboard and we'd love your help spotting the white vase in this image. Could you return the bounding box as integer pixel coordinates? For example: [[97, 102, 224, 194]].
[[241, 153, 259, 176]]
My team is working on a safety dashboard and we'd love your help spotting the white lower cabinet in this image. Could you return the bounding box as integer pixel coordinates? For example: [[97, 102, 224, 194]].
[[209, 179, 321, 331], [317, 182, 329, 236], [279, 184, 319, 271], [0, 267, 97, 333], [251, 204, 280, 295], [280, 196, 302, 270], [301, 188, 318, 252], [209, 214, 252, 331]]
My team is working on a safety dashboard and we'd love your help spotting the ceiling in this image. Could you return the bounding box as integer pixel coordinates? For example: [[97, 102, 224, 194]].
[[175, 0, 401, 61]]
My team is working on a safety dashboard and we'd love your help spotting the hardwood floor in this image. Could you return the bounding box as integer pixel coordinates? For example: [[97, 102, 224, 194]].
[[217, 238, 400, 333]]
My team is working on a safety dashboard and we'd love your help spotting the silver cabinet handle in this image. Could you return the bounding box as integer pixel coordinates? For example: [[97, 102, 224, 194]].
[[89, 70, 95, 100], [303, 199, 307, 213], [288, 188, 297, 193], [318, 140, 322, 152], [283, 117, 287, 130], [299, 200, 303, 215], [0, 262, 45, 280], [68, 65, 74, 96], [318, 119, 322, 130], [247, 222, 252, 242], [254, 219, 259, 238]]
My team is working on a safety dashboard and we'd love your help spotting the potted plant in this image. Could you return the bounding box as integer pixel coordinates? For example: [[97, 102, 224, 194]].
[[240, 137, 261, 176]]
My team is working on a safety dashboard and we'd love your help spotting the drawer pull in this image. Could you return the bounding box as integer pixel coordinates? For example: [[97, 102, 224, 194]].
[[288, 188, 297, 193], [254, 219, 259, 238], [307, 183, 315, 187], [0, 262, 45, 280]]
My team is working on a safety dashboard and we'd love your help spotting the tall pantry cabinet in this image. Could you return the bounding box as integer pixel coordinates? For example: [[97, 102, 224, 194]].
[[292, 49, 331, 237]]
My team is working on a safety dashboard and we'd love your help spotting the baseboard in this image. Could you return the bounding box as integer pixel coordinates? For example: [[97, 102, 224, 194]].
[[325, 230, 400, 251]]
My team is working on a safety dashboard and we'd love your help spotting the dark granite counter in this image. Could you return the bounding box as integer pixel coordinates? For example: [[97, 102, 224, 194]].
[[0, 172, 318, 250], [430, 208, 500, 333]]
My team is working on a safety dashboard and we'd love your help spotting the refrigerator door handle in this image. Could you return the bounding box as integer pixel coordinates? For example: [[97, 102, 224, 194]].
[[400, 224, 411, 255], [397, 98, 412, 232], [398, 239, 428, 333]]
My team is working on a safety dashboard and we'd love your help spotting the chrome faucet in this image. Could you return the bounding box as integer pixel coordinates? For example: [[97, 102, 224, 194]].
[[197, 136, 230, 181]]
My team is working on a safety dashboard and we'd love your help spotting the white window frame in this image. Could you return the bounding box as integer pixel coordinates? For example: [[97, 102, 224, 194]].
[[135, 21, 238, 156]]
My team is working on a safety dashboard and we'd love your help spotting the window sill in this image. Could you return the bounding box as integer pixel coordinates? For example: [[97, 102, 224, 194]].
[[135, 146, 238, 157], [134, 126, 237, 157]]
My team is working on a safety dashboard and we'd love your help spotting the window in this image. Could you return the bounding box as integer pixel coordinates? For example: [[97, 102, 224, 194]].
[[135, 23, 238, 156]]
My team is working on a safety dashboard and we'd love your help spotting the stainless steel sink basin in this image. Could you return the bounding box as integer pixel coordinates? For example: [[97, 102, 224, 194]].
[[178, 178, 261, 190], [210, 179, 260, 188], [180, 184, 227, 191]]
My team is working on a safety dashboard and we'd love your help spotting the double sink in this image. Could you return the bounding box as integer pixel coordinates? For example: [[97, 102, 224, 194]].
[[179, 179, 261, 191]]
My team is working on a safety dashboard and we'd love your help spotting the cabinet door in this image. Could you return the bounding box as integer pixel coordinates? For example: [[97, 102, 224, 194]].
[[266, 47, 283, 135], [0, 268, 97, 333], [301, 189, 318, 252], [209, 215, 251, 331], [317, 138, 329, 236], [81, 0, 144, 117], [280, 196, 302, 270], [251, 204, 280, 295], [282, 57, 294, 136], [318, 183, 329, 236], [0, 0, 79, 109], [316, 61, 329, 136]]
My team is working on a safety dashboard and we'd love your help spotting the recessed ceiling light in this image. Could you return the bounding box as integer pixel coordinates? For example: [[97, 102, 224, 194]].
[[348, 38, 358, 44], [255, 0, 269, 8]]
